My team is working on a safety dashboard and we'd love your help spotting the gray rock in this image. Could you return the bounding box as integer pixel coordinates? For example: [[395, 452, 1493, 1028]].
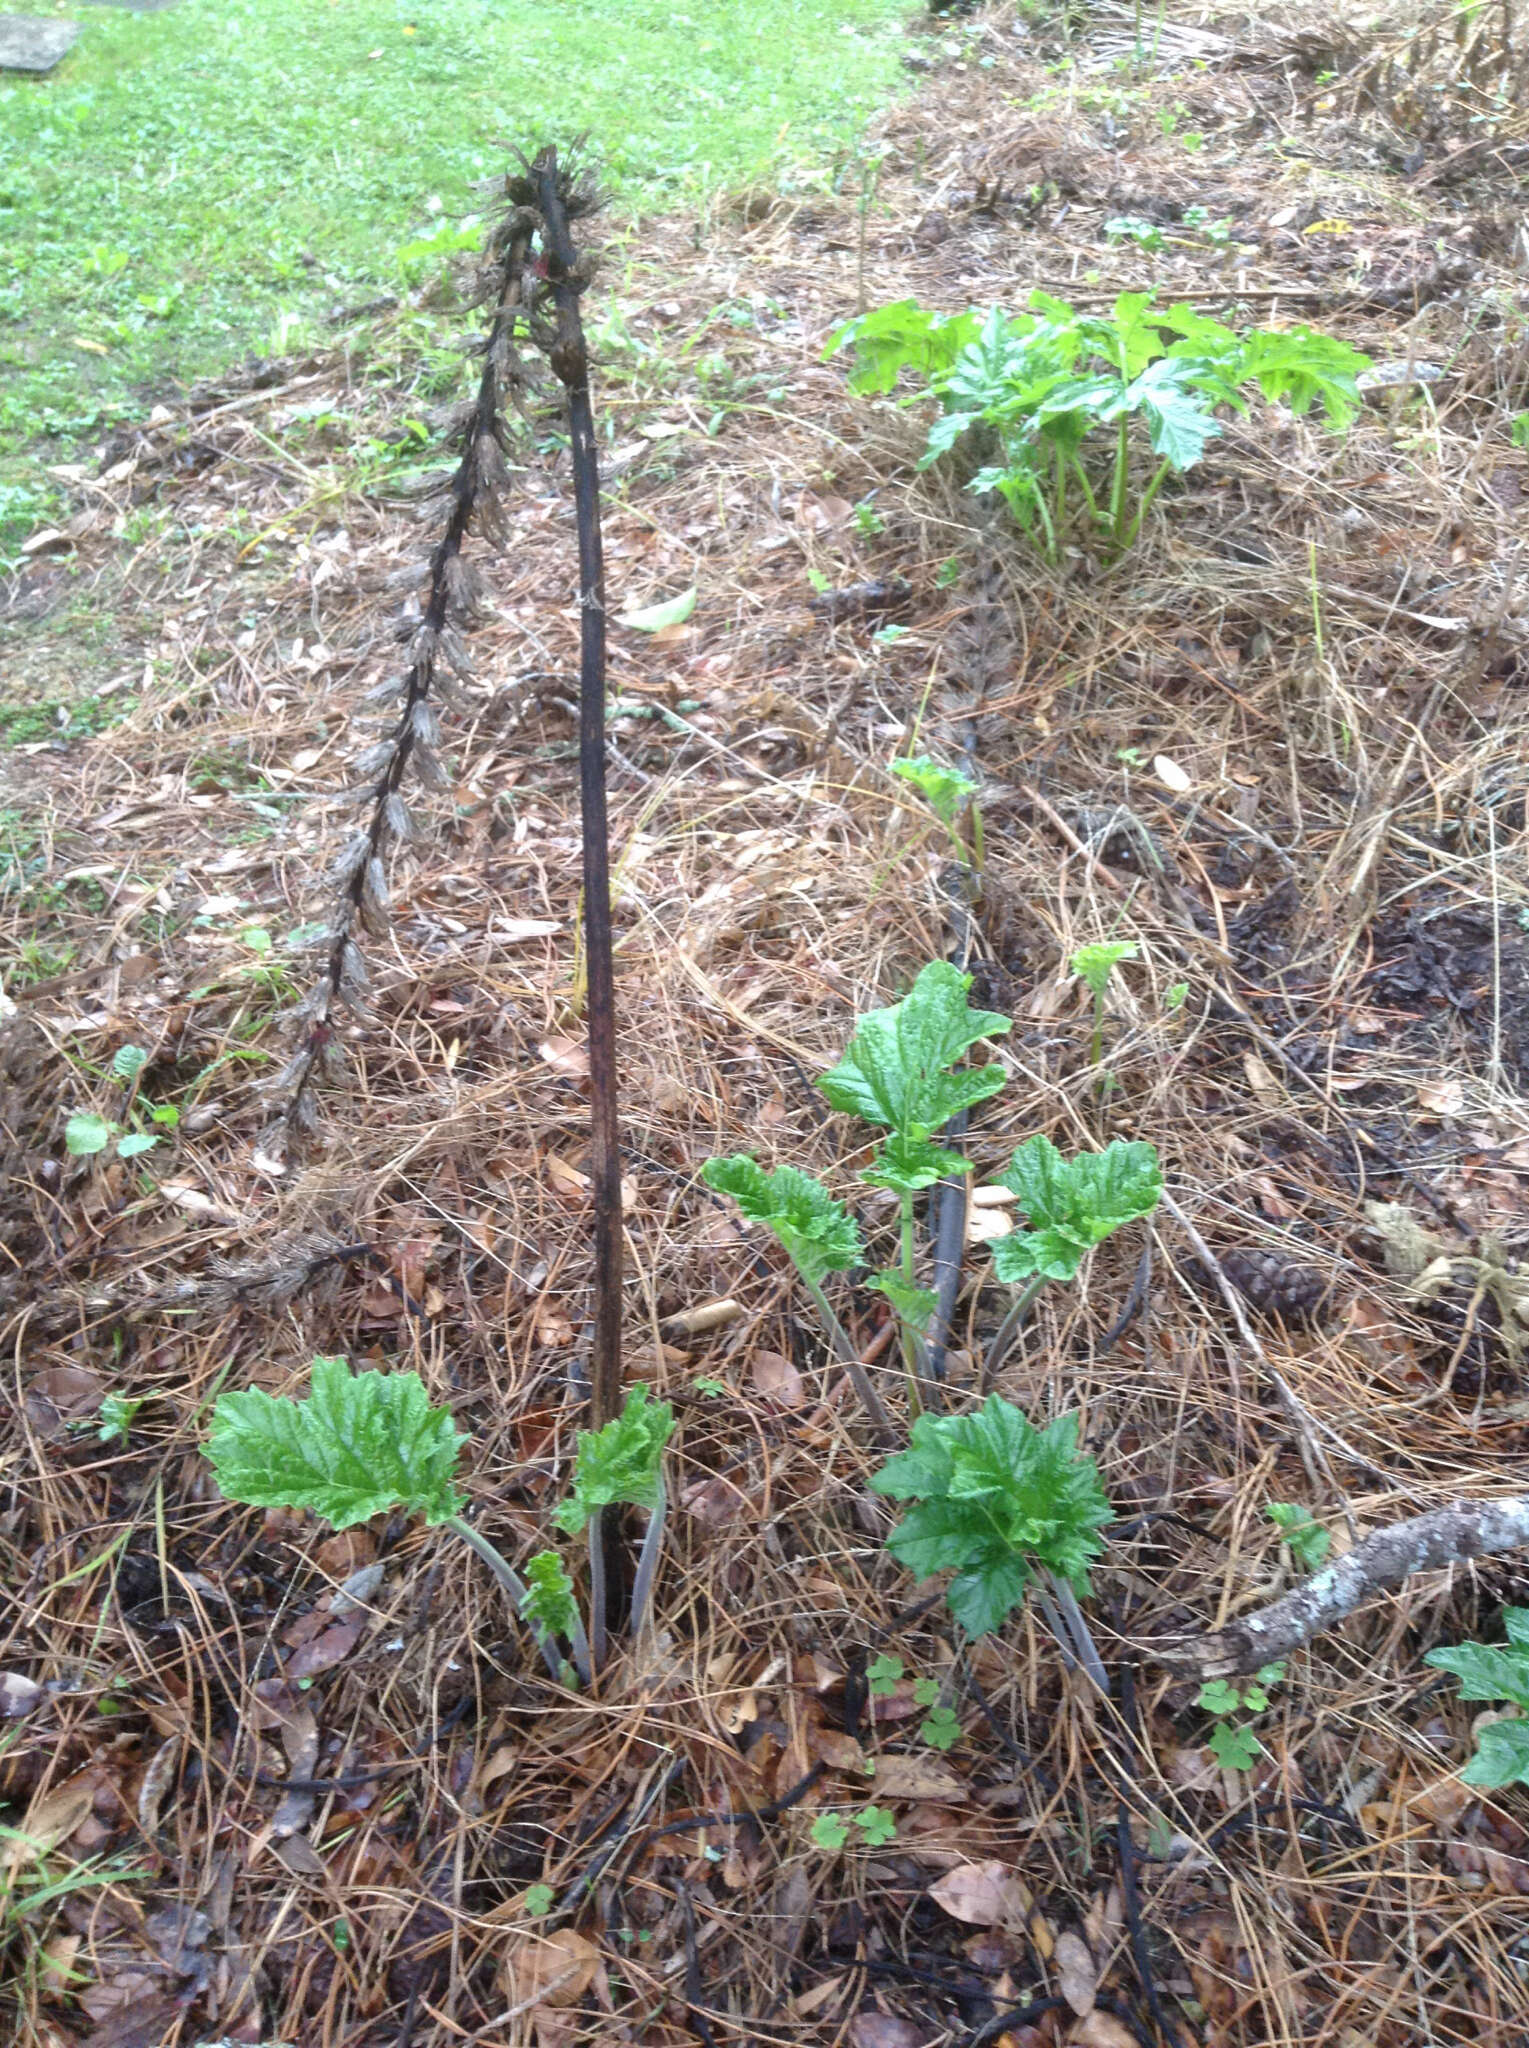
[[0, 15, 80, 70]]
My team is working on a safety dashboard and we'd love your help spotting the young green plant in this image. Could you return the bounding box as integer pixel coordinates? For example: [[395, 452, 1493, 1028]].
[[204, 1357, 596, 1684], [552, 1384, 675, 1670], [827, 291, 1370, 558], [1071, 940, 1139, 1075], [1424, 1609, 1529, 1788], [64, 1044, 179, 1163], [1198, 1663, 1285, 1773], [891, 753, 983, 867], [818, 960, 1011, 1407], [986, 1132, 1162, 1375], [871, 1392, 1114, 1690]]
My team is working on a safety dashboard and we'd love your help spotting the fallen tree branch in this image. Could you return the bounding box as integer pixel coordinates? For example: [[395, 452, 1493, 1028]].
[[1151, 1495, 1529, 1679]]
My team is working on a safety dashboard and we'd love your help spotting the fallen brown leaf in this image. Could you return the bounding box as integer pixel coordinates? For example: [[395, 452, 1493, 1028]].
[[502, 1928, 601, 2010], [927, 1860, 1028, 1928], [1054, 1929, 1097, 2016]]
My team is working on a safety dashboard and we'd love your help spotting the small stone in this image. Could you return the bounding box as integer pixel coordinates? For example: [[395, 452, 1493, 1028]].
[[0, 16, 80, 71], [0, 1671, 42, 1718]]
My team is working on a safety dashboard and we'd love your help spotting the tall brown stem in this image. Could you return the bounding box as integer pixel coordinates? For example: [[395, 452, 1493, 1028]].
[[534, 146, 623, 1434]]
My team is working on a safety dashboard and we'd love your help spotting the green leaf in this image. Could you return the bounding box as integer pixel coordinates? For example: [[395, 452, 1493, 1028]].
[[1164, 982, 1188, 1011], [947, 1551, 1033, 1638], [65, 1113, 113, 1157], [861, 1132, 967, 1194], [891, 754, 979, 829], [1459, 1718, 1529, 1789], [1197, 1680, 1242, 1717], [115, 1132, 158, 1159], [1070, 941, 1139, 999], [205, 1357, 466, 1532], [911, 1677, 941, 1706], [1424, 1641, 1529, 1713], [149, 1103, 180, 1128], [867, 1271, 938, 1336], [866, 1653, 904, 1697], [1267, 1502, 1330, 1571], [1511, 412, 1529, 450], [817, 960, 1010, 1141], [96, 1394, 144, 1445], [1127, 359, 1223, 471], [855, 1805, 897, 1846], [618, 587, 697, 633], [1505, 1607, 1529, 1650], [701, 1154, 862, 1286], [553, 1384, 675, 1535], [1207, 1723, 1258, 1772], [239, 925, 273, 956], [824, 300, 979, 396], [992, 1135, 1162, 1284], [522, 1883, 556, 1917], [810, 1813, 850, 1851], [871, 1395, 1112, 1633], [112, 1044, 149, 1083], [520, 1550, 579, 1638], [920, 1705, 962, 1751], [1235, 325, 1370, 427], [1103, 215, 1164, 250]]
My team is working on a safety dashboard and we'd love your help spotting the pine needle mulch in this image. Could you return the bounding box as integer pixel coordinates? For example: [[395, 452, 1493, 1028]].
[[4, 6, 1529, 2046]]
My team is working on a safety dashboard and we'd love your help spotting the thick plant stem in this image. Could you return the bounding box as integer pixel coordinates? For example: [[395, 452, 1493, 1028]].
[[587, 1506, 608, 1674], [446, 1516, 566, 1683], [1110, 414, 1132, 548], [801, 1274, 897, 1444], [1123, 456, 1173, 549], [629, 1481, 667, 1639], [898, 1191, 923, 1414], [535, 147, 623, 1436], [1045, 1571, 1111, 1698], [983, 1274, 1048, 1387]]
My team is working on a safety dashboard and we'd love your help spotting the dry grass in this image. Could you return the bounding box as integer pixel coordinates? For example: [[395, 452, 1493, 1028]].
[[5, 5, 1529, 2046]]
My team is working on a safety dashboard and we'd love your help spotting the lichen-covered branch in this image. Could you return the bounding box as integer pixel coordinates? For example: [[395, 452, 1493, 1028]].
[[1151, 1496, 1529, 1679]]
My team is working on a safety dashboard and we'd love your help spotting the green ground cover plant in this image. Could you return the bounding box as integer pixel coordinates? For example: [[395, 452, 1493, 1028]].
[[1425, 1610, 1529, 1788], [0, 0, 917, 479], [827, 290, 1370, 555], [204, 1358, 672, 1687]]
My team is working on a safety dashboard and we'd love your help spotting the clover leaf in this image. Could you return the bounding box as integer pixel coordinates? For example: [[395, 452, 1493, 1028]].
[[206, 1356, 466, 1531], [871, 1395, 1112, 1636], [991, 1135, 1161, 1284], [866, 1654, 904, 1697], [553, 1384, 675, 1535], [701, 1154, 862, 1285], [817, 960, 1010, 1141]]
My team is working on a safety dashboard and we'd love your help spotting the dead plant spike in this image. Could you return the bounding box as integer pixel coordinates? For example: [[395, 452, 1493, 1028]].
[[262, 180, 545, 1160], [1152, 1494, 1529, 1679]]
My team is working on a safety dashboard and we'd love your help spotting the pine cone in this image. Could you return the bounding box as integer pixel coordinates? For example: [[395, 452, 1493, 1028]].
[[1218, 1248, 1330, 1322]]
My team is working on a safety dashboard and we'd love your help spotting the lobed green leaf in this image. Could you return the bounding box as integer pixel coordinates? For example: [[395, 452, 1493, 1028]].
[[817, 960, 1010, 1141], [205, 1356, 465, 1532], [554, 1384, 675, 1535], [701, 1154, 862, 1285], [891, 754, 979, 829], [520, 1550, 579, 1638], [993, 1135, 1161, 1284]]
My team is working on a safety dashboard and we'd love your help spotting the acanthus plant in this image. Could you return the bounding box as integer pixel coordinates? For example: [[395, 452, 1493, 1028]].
[[826, 290, 1370, 558], [702, 960, 1163, 1676], [204, 1358, 672, 1687]]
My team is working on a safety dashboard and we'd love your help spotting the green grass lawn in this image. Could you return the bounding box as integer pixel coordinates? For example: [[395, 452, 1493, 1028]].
[[1, 0, 918, 536]]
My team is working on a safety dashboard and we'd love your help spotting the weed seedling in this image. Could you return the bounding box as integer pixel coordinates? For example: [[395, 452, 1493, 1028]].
[[1424, 1609, 1529, 1788], [1198, 1664, 1285, 1773], [891, 752, 983, 866], [1267, 1502, 1331, 1571], [987, 1132, 1162, 1371], [1071, 940, 1139, 1075], [69, 1394, 145, 1448], [64, 1044, 179, 1164], [553, 1384, 675, 1668]]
